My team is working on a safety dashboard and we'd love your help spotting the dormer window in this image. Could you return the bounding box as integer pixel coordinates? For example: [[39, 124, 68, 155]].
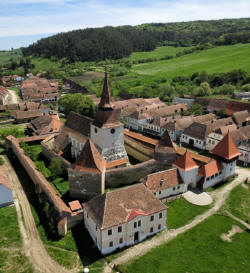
[[160, 179, 164, 186]]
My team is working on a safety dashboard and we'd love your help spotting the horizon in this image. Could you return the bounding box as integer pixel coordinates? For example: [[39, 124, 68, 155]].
[[1, 0, 250, 50]]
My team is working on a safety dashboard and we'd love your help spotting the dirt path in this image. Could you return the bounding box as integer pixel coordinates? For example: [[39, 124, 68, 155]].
[[103, 167, 250, 273], [1, 156, 74, 273], [8, 89, 19, 104]]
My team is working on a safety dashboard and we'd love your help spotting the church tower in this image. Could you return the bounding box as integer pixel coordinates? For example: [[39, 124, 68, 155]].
[[90, 71, 128, 166]]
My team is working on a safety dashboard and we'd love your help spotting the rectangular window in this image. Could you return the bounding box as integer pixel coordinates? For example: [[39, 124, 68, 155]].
[[96, 226, 97, 231], [219, 171, 222, 175], [134, 222, 137, 228], [215, 173, 218, 177], [109, 241, 113, 247], [119, 238, 123, 244], [173, 187, 175, 190], [118, 226, 122, 233], [211, 175, 214, 179], [108, 229, 112, 236], [150, 227, 153, 233], [158, 224, 161, 230], [150, 215, 154, 221], [159, 212, 162, 219], [159, 190, 161, 194], [138, 220, 141, 227]]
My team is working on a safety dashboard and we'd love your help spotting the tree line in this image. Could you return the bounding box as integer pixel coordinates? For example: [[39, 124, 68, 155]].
[[22, 18, 250, 63]]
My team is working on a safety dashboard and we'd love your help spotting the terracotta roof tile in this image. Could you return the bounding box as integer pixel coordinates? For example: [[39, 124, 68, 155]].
[[68, 200, 82, 212], [173, 151, 199, 171], [72, 139, 106, 173], [198, 160, 223, 177], [210, 132, 241, 160], [106, 158, 128, 169], [144, 168, 182, 193], [83, 183, 166, 229]]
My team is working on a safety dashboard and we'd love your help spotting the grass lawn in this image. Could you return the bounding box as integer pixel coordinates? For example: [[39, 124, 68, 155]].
[[0, 206, 34, 273], [118, 215, 250, 273], [167, 197, 211, 229], [129, 46, 189, 61], [132, 43, 250, 80], [224, 183, 250, 221], [0, 49, 22, 64]]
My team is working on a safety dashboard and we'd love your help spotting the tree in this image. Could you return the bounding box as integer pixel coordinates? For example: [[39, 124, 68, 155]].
[[184, 104, 204, 116], [200, 82, 212, 96], [48, 158, 63, 179], [35, 161, 51, 178], [58, 93, 96, 117]]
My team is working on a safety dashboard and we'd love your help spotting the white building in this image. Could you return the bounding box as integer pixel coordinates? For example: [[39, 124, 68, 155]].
[[238, 140, 250, 166], [83, 183, 167, 255], [143, 168, 187, 199]]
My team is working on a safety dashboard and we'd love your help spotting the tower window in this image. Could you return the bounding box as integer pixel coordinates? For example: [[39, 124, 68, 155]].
[[111, 128, 115, 134], [95, 128, 98, 133]]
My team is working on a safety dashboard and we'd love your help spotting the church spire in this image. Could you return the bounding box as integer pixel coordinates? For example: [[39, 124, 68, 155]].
[[98, 69, 113, 109]]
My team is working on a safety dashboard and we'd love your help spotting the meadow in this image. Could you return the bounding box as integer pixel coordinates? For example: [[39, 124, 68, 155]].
[[117, 183, 250, 273], [132, 43, 250, 79]]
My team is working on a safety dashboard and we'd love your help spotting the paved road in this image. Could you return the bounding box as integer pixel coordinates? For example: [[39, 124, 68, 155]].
[[103, 167, 250, 273], [1, 156, 76, 273], [8, 89, 19, 104]]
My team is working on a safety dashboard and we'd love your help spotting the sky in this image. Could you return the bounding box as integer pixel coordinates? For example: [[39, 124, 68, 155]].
[[1, 0, 250, 50]]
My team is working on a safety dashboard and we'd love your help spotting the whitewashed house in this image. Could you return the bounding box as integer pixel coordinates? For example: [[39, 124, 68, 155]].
[[238, 140, 250, 166], [143, 168, 187, 199], [83, 183, 167, 255]]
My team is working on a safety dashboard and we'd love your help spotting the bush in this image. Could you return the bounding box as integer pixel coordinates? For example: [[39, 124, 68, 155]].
[[48, 158, 63, 179]]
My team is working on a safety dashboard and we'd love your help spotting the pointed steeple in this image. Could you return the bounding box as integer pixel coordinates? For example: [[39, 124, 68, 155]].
[[72, 139, 106, 173], [98, 70, 113, 109], [210, 132, 241, 160], [155, 130, 176, 152], [173, 151, 199, 171]]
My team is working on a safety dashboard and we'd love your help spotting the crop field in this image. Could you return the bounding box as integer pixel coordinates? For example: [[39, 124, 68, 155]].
[[132, 43, 250, 79]]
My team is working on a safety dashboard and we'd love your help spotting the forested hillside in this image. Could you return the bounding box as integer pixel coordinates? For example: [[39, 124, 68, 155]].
[[22, 18, 250, 62]]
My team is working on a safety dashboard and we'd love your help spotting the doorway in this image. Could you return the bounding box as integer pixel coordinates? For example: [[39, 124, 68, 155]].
[[134, 231, 139, 243], [189, 139, 194, 146]]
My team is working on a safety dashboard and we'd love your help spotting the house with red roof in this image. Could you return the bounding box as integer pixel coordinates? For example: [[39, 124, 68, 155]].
[[83, 183, 167, 255]]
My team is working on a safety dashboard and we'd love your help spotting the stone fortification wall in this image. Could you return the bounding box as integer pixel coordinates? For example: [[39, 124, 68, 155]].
[[69, 159, 170, 200], [41, 135, 71, 168], [6, 136, 82, 233]]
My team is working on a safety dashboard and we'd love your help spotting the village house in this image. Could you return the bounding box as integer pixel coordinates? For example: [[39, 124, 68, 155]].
[[83, 183, 167, 255], [232, 110, 250, 127], [233, 91, 250, 101], [0, 86, 8, 105], [206, 124, 248, 151], [172, 96, 194, 108], [20, 77, 60, 103], [13, 110, 44, 123], [181, 117, 235, 150], [164, 113, 215, 142], [26, 114, 63, 136], [143, 168, 186, 199], [238, 140, 250, 166]]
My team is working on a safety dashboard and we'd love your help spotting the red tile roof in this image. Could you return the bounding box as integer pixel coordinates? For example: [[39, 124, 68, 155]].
[[72, 139, 106, 173], [198, 160, 223, 178], [106, 157, 128, 169], [173, 151, 199, 171], [68, 200, 82, 212], [155, 129, 176, 153], [210, 132, 241, 160], [144, 168, 181, 193], [83, 183, 166, 229]]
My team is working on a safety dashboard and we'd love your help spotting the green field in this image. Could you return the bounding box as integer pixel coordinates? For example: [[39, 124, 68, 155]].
[[118, 215, 250, 273], [0, 49, 22, 64], [117, 183, 250, 273], [0, 206, 34, 273], [129, 46, 189, 61], [132, 43, 250, 79], [167, 198, 211, 229]]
